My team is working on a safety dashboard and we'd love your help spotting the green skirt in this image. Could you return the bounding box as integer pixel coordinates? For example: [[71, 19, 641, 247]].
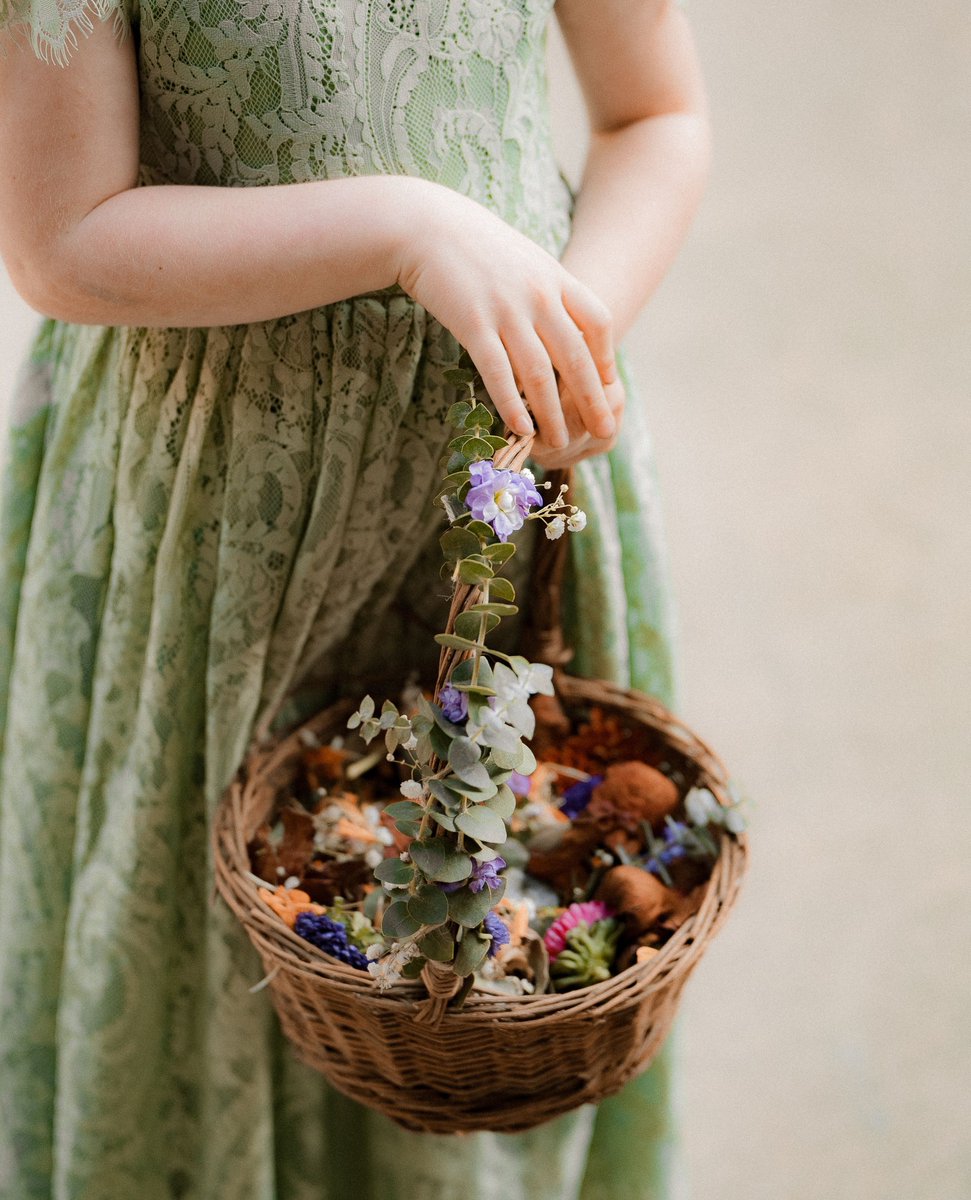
[[0, 298, 682, 1200]]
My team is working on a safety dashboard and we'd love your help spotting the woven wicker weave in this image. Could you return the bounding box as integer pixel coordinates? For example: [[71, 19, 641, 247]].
[[212, 433, 748, 1134]]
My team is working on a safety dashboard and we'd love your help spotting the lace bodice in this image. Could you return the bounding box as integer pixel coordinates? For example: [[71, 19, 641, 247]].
[[126, 0, 572, 253]]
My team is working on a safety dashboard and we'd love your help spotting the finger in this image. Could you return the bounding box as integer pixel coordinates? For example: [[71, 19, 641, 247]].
[[465, 332, 533, 437], [561, 282, 617, 386], [557, 384, 588, 442], [536, 309, 616, 442], [501, 324, 569, 449]]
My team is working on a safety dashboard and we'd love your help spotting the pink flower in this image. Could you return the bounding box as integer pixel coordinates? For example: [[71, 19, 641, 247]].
[[544, 901, 615, 961]]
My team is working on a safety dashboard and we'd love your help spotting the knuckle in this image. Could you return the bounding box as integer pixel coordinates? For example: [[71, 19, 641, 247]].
[[523, 364, 554, 394]]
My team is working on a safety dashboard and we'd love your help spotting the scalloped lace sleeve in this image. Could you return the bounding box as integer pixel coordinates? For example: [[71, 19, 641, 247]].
[[0, 0, 132, 64]]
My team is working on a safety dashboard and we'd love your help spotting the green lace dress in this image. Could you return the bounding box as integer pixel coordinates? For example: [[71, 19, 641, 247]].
[[0, 1, 684, 1197]]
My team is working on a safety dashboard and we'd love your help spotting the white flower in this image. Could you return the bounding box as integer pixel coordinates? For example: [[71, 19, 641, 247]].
[[724, 807, 747, 835], [545, 516, 566, 540], [399, 779, 424, 799], [567, 510, 587, 532], [402, 734, 418, 751], [367, 940, 422, 991], [364, 846, 384, 869], [513, 660, 555, 696], [685, 787, 720, 827], [520, 467, 535, 482], [467, 704, 523, 754]]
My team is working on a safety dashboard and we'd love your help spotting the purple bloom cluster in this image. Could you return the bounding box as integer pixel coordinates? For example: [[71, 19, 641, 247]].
[[465, 460, 543, 542], [483, 911, 511, 958], [439, 683, 469, 724], [294, 912, 370, 970], [645, 822, 690, 876], [440, 855, 506, 895], [559, 774, 604, 820]]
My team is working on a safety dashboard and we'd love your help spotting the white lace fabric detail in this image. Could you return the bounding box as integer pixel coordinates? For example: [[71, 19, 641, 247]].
[[0, 0, 131, 63]]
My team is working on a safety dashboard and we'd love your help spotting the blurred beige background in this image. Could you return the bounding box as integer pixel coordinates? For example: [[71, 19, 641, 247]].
[[1, 3, 969, 1198]]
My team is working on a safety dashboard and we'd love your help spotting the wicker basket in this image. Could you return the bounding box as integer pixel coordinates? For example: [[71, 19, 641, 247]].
[[213, 435, 748, 1135]]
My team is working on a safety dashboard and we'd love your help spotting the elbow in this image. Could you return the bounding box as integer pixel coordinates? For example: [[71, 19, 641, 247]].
[[4, 244, 127, 325]]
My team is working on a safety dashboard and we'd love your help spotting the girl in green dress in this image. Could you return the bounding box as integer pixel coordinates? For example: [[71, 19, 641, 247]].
[[0, 1, 710, 1197]]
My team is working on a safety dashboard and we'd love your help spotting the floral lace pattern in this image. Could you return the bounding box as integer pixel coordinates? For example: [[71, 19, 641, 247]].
[[0, 3, 680, 1199]]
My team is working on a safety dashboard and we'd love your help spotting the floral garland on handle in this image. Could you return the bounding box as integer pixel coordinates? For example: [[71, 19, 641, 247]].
[[347, 364, 585, 993]]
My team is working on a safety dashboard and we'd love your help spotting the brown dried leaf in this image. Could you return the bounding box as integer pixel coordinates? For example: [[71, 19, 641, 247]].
[[278, 807, 316, 878]]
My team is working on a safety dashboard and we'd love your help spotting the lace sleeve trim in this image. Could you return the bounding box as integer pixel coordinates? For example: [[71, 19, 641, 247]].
[[0, 0, 131, 65]]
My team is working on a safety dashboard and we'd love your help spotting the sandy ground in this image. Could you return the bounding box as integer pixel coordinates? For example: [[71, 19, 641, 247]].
[[1, 3, 969, 1198]]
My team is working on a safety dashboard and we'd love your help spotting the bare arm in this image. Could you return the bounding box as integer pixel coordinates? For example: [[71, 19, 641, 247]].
[[556, 0, 712, 341], [0, 18, 620, 448], [528, 0, 710, 466]]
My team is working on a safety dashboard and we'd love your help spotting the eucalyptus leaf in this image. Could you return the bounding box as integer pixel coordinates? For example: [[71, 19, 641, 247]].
[[395, 818, 422, 839], [447, 879, 506, 928], [383, 800, 425, 822], [457, 559, 494, 586], [455, 806, 508, 845], [466, 520, 495, 541], [382, 900, 421, 939], [466, 403, 494, 430], [449, 658, 475, 685], [409, 839, 474, 884], [442, 775, 498, 802], [453, 930, 491, 976], [407, 884, 449, 926], [455, 611, 499, 641], [373, 858, 415, 887], [429, 723, 453, 761], [484, 786, 516, 821], [448, 736, 481, 771], [427, 779, 463, 810], [454, 761, 493, 791], [434, 632, 482, 652], [441, 527, 481, 562], [468, 602, 518, 618], [487, 575, 516, 600], [518, 743, 538, 774], [445, 374, 475, 391], [359, 695, 375, 719], [461, 436, 495, 459], [441, 469, 472, 492], [482, 543, 517, 566], [430, 810, 457, 832], [488, 742, 524, 771], [419, 926, 456, 963], [481, 434, 510, 451]]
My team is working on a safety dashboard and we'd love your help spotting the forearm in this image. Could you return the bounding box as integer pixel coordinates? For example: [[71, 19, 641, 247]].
[[560, 111, 711, 341], [19, 173, 431, 328]]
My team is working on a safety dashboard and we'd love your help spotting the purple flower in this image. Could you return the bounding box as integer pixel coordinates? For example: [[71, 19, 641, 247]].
[[559, 774, 604, 820], [439, 684, 468, 724], [469, 855, 506, 893], [464, 460, 543, 542], [439, 855, 506, 895], [483, 911, 511, 957], [508, 771, 532, 797], [294, 913, 369, 970]]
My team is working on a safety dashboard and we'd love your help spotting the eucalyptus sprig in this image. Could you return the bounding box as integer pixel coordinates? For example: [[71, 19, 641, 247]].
[[347, 361, 586, 990]]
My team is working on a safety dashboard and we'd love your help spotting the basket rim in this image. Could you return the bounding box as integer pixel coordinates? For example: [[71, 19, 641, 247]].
[[213, 673, 749, 1019]]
